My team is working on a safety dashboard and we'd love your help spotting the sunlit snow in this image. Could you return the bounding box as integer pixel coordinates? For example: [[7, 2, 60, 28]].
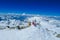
[[0, 14, 60, 40]]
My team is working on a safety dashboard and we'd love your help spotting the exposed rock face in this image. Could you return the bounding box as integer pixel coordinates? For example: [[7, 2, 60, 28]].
[[56, 34, 60, 38]]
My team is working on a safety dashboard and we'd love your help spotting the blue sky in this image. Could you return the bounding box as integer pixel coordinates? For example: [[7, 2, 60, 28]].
[[0, 0, 60, 16]]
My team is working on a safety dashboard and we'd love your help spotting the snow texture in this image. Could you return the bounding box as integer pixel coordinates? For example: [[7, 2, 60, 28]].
[[0, 14, 60, 40]]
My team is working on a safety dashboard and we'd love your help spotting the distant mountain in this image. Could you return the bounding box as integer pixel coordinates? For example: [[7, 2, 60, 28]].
[[0, 13, 60, 28]]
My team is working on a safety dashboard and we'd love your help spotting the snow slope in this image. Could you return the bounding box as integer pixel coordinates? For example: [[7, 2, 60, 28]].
[[0, 14, 60, 40], [0, 26, 40, 40]]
